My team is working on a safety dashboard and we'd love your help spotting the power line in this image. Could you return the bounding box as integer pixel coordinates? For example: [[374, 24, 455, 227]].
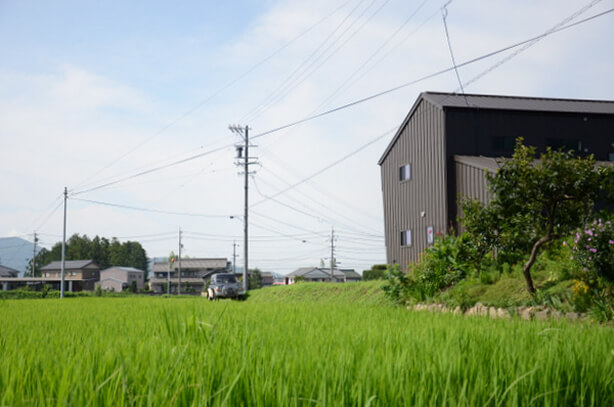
[[70, 144, 232, 196], [62, 6, 613, 198], [71, 197, 237, 218], [70, 0, 354, 192], [251, 7, 614, 140], [243, 0, 391, 123], [252, 127, 395, 206]]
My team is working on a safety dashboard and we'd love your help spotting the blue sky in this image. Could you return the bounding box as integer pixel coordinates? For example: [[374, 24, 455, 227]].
[[1, 0, 613, 273]]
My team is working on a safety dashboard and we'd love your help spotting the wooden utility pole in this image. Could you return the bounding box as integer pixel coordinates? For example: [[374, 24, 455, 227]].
[[178, 228, 182, 295], [330, 227, 335, 282], [32, 232, 38, 277], [61, 187, 67, 298]]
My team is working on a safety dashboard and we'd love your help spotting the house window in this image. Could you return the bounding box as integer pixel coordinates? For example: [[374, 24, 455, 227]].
[[400, 230, 412, 247], [609, 153, 614, 162], [399, 164, 411, 181]]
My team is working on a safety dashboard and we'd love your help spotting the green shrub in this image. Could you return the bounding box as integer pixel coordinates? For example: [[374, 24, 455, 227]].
[[571, 218, 614, 282]]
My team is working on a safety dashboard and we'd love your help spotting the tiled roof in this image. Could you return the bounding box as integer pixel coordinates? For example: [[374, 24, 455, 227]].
[[152, 258, 228, 272], [40, 260, 99, 271], [0, 264, 19, 277]]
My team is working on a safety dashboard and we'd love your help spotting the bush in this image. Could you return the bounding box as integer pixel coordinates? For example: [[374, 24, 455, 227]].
[[363, 265, 387, 281], [571, 218, 614, 282], [383, 234, 474, 305]]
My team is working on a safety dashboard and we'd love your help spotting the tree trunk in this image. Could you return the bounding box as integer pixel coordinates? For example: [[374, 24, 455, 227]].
[[523, 235, 551, 294]]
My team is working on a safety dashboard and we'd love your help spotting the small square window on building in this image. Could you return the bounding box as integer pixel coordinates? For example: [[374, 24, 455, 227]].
[[399, 164, 411, 181], [400, 230, 412, 247], [609, 152, 614, 162]]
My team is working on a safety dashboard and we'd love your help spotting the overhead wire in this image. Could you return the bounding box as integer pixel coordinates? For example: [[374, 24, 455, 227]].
[[70, 0, 354, 192], [61, 6, 613, 199], [70, 197, 238, 218], [250, 6, 614, 140], [241, 0, 374, 123]]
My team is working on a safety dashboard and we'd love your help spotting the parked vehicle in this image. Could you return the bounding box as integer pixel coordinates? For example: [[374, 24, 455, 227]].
[[206, 273, 244, 300]]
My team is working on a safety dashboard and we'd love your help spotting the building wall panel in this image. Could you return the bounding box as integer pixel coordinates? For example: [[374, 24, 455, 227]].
[[380, 100, 447, 269]]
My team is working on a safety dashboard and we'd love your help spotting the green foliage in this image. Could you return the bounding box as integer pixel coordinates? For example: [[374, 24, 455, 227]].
[[461, 138, 612, 293], [38, 234, 149, 278], [384, 234, 474, 304], [382, 264, 412, 304], [294, 275, 306, 283], [362, 264, 388, 280], [571, 218, 614, 282], [248, 268, 263, 289]]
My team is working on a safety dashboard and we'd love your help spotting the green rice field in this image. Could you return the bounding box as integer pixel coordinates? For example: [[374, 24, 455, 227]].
[[1, 283, 613, 406]]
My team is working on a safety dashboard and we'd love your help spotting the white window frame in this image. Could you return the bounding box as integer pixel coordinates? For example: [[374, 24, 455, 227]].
[[400, 229, 412, 247], [399, 164, 411, 181]]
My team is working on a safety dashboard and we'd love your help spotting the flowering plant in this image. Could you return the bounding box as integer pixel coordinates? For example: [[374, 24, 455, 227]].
[[570, 219, 614, 282]]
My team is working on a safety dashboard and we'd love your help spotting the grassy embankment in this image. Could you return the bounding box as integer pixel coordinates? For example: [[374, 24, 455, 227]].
[[2, 283, 614, 406]]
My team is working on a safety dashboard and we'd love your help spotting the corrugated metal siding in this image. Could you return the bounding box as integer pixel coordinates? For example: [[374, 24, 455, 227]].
[[380, 99, 447, 269], [455, 160, 493, 233]]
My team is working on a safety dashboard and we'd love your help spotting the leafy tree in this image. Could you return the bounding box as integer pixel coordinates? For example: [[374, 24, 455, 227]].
[[466, 138, 611, 293], [248, 268, 262, 289], [38, 234, 149, 277], [25, 247, 50, 277], [363, 264, 388, 280]]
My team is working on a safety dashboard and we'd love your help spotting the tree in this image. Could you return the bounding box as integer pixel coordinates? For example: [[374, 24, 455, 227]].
[[25, 247, 50, 277], [248, 268, 263, 289], [363, 264, 388, 280], [37, 234, 148, 276], [469, 138, 611, 293]]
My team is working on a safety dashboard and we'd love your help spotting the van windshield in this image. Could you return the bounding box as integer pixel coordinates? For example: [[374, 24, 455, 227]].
[[216, 275, 237, 283]]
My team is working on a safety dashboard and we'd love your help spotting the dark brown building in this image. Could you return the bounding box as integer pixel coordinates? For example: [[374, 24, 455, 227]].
[[378, 92, 614, 269]]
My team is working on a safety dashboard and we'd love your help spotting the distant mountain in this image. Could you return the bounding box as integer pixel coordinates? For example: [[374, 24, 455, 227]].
[[0, 237, 41, 277]]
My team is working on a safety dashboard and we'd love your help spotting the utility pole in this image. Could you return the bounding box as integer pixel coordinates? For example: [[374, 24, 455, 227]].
[[167, 259, 171, 296], [330, 227, 336, 282], [232, 241, 238, 275], [230, 124, 258, 293], [178, 228, 182, 295], [32, 232, 38, 277], [61, 187, 67, 298]]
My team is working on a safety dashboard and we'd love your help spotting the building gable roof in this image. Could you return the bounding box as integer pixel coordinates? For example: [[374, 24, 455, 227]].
[[152, 258, 228, 272], [101, 266, 145, 274], [40, 260, 99, 271], [0, 264, 20, 277], [378, 91, 614, 166]]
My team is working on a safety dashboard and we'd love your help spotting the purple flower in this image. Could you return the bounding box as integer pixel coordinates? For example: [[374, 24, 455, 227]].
[[609, 240, 614, 245], [570, 256, 574, 260], [585, 230, 594, 236], [589, 248, 597, 253]]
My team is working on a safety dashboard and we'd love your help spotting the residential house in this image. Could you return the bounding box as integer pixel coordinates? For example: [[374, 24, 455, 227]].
[[378, 91, 614, 268], [39, 260, 101, 291], [98, 266, 145, 292], [149, 258, 231, 294], [0, 265, 19, 278], [261, 272, 274, 286], [284, 267, 361, 284]]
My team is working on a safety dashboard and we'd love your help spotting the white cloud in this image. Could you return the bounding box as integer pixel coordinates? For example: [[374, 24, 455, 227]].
[[1, 0, 612, 272]]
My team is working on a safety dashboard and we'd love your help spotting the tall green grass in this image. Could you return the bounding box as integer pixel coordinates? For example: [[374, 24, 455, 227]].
[[1, 290, 613, 405]]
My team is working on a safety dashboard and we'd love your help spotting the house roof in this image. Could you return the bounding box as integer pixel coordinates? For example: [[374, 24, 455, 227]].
[[0, 264, 19, 277], [40, 260, 99, 271], [378, 91, 614, 165], [422, 92, 614, 115], [152, 258, 228, 272], [286, 267, 345, 278], [340, 269, 362, 279], [149, 277, 206, 284], [454, 155, 501, 172], [101, 266, 145, 274]]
